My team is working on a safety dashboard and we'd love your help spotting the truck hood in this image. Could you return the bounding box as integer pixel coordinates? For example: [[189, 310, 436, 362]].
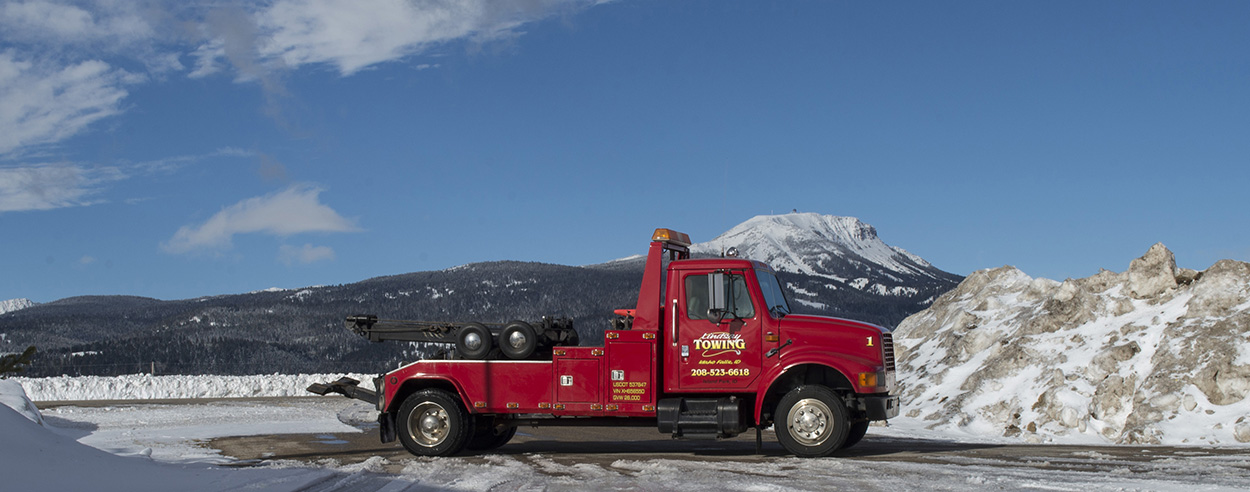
[[778, 314, 890, 335]]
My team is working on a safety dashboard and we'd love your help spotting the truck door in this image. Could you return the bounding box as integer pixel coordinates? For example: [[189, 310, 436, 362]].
[[673, 270, 763, 391]]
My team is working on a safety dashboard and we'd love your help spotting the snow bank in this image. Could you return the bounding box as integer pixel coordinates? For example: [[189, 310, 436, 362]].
[[12, 373, 372, 401], [0, 397, 333, 491], [0, 378, 43, 424], [895, 244, 1250, 446]]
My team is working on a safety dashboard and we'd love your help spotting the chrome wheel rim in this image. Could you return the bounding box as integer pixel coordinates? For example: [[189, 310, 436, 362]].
[[508, 330, 527, 349], [408, 402, 450, 447], [787, 397, 832, 446], [463, 332, 482, 350]]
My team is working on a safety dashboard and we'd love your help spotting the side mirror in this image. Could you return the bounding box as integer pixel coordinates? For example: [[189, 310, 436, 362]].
[[708, 272, 727, 324]]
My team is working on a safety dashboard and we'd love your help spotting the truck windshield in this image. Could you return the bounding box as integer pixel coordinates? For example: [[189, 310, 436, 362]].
[[755, 270, 791, 318]]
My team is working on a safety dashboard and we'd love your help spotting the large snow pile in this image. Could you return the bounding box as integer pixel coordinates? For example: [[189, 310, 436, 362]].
[[895, 243, 1250, 446], [13, 373, 371, 401]]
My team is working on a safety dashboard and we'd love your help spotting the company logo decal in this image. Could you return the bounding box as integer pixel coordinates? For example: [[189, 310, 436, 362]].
[[693, 332, 746, 357]]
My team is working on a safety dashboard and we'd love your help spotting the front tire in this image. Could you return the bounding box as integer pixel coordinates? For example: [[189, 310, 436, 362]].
[[775, 385, 850, 457], [396, 389, 471, 457]]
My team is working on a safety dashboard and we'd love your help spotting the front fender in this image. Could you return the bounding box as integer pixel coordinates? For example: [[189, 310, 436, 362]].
[[752, 346, 882, 425]]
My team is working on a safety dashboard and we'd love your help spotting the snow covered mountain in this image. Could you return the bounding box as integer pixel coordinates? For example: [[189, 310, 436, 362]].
[[894, 243, 1250, 445], [0, 298, 35, 315], [693, 213, 962, 316]]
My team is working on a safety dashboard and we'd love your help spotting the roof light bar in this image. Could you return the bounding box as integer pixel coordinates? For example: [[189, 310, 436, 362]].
[[651, 228, 692, 247]]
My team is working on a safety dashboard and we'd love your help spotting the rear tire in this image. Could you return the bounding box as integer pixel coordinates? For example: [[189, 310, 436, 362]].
[[465, 416, 517, 451], [500, 321, 538, 360], [774, 385, 850, 457], [456, 323, 492, 360], [396, 389, 471, 457]]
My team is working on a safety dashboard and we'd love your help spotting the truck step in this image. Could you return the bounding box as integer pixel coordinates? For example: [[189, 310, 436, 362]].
[[657, 397, 748, 439]]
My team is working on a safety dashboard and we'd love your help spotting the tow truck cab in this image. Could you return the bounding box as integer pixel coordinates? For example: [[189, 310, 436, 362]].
[[365, 228, 899, 457]]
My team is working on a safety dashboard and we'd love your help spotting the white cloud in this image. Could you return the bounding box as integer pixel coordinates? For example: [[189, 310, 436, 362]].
[[278, 243, 335, 265], [237, 0, 602, 75], [0, 0, 156, 47], [0, 163, 124, 212], [0, 149, 250, 213], [0, 1, 607, 157], [0, 51, 135, 156], [162, 184, 360, 255], [0, 1, 96, 40], [0, 1, 172, 157]]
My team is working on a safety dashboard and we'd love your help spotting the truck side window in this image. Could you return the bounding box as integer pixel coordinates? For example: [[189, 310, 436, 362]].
[[686, 275, 709, 320], [685, 273, 755, 320], [728, 274, 755, 319]]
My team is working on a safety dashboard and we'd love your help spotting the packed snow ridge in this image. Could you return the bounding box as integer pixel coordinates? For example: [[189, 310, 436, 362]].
[[895, 243, 1250, 445], [11, 373, 371, 401]]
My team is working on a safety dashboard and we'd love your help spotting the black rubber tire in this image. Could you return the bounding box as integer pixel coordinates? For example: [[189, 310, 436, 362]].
[[499, 321, 538, 360], [774, 385, 850, 457], [455, 323, 492, 360], [465, 416, 518, 451], [842, 421, 870, 449], [396, 389, 471, 457]]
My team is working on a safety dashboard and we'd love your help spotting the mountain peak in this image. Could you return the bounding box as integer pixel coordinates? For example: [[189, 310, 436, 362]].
[[694, 212, 933, 276], [728, 213, 879, 242], [690, 213, 961, 309], [0, 298, 36, 316]]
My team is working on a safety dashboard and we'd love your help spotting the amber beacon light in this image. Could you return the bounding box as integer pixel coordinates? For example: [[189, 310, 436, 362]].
[[651, 228, 692, 247]]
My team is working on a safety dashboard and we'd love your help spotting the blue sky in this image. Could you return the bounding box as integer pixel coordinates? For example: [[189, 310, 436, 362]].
[[2, 1, 1248, 303]]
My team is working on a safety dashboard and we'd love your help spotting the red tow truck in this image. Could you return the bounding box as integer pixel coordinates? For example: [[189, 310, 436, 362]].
[[311, 228, 899, 457]]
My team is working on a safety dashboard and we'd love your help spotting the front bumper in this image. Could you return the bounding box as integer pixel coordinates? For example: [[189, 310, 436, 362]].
[[862, 394, 900, 421]]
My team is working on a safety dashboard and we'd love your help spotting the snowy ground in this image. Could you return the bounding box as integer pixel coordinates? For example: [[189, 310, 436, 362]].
[[5, 376, 1250, 491]]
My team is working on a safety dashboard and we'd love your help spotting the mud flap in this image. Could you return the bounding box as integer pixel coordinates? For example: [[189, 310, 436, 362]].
[[379, 411, 397, 443]]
